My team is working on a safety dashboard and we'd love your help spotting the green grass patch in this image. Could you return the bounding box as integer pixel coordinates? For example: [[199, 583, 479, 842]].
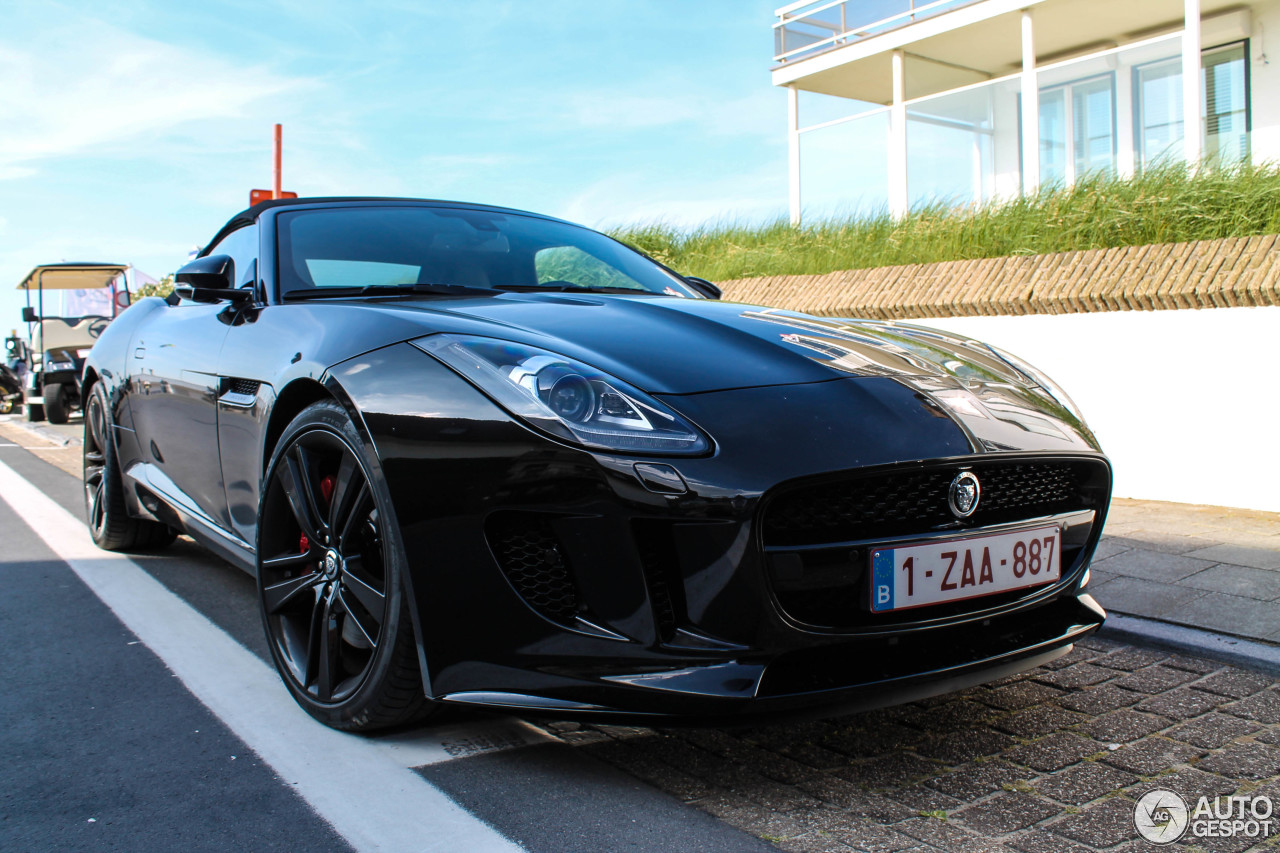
[[608, 163, 1280, 281]]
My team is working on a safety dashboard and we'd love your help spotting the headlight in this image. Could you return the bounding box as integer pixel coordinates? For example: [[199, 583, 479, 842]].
[[987, 345, 1086, 423], [415, 335, 710, 455]]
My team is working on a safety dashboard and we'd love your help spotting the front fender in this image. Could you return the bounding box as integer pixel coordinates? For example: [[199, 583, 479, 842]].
[[322, 341, 543, 697]]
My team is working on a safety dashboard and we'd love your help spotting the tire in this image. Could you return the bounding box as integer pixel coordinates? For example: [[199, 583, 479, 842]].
[[45, 384, 69, 424], [257, 399, 434, 731], [26, 401, 44, 422], [83, 383, 177, 551]]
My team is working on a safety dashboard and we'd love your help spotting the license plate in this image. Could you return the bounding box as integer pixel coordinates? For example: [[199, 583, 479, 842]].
[[870, 526, 1061, 613]]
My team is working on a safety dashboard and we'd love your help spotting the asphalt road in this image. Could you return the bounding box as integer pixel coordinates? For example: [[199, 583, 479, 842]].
[[3, 415, 1278, 852], [0, 430, 773, 853]]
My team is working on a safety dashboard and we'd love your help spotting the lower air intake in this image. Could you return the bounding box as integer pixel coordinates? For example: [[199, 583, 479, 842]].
[[486, 512, 580, 622]]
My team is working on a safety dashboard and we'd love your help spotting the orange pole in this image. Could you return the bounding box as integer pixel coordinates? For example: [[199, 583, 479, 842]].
[[273, 124, 282, 199]]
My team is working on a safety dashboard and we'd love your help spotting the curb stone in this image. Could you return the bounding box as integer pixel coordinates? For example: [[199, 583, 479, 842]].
[[4, 418, 79, 447], [1098, 613, 1280, 677]]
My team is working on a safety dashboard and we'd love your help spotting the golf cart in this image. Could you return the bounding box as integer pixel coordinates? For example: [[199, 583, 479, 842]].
[[17, 263, 132, 424]]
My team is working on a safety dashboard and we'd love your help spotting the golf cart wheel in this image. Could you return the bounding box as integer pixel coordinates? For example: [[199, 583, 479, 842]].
[[45, 384, 69, 424]]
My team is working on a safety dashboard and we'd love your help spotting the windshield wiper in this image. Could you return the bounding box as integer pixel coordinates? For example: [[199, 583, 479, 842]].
[[283, 283, 495, 300], [493, 283, 653, 295]]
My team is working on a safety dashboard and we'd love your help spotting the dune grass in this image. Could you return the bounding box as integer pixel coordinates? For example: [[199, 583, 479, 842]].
[[609, 162, 1280, 281]]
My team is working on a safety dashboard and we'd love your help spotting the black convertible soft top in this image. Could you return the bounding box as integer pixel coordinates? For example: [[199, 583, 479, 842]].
[[202, 197, 572, 257]]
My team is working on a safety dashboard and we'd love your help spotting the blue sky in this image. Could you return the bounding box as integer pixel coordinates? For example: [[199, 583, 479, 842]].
[[1, 0, 787, 324]]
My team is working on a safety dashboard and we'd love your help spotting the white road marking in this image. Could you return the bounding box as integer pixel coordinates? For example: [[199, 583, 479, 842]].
[[377, 719, 555, 768], [0, 459, 524, 853]]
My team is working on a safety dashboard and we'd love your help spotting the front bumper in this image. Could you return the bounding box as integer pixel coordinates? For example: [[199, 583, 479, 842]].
[[334, 342, 1112, 721], [436, 593, 1105, 722]]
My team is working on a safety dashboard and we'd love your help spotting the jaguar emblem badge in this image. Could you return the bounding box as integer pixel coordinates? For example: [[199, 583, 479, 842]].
[[948, 471, 980, 519]]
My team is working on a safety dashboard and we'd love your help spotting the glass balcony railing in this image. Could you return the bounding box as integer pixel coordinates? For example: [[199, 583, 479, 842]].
[[774, 0, 984, 63]]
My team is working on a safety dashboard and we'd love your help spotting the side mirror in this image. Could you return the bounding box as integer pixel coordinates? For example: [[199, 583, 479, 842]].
[[684, 276, 722, 300], [174, 255, 251, 304], [21, 306, 37, 323]]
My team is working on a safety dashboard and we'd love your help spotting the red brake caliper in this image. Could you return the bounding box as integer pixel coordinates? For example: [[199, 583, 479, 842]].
[[298, 531, 313, 574], [298, 476, 336, 575]]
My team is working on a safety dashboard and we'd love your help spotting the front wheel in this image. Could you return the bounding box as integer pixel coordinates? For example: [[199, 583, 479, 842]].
[[257, 400, 434, 731]]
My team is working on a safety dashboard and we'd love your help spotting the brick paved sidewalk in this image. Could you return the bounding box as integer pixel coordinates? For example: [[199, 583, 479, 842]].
[[545, 637, 1280, 852], [1093, 499, 1280, 644]]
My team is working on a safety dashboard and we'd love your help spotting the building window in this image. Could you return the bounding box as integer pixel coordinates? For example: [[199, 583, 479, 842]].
[[1136, 57, 1184, 167], [1039, 75, 1116, 185], [1204, 42, 1249, 164], [1135, 40, 1250, 170]]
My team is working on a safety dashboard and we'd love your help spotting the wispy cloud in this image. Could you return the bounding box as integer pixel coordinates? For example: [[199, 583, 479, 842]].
[[558, 87, 782, 139], [559, 165, 787, 231], [0, 16, 308, 176]]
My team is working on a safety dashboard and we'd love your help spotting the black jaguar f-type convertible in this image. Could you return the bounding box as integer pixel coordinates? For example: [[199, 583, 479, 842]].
[[82, 197, 1110, 731]]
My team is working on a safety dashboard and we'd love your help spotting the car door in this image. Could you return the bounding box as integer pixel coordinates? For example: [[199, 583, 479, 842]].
[[130, 302, 231, 527], [130, 225, 259, 533]]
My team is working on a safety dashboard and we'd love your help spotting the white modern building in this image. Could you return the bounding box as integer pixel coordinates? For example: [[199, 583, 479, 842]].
[[773, 0, 1274, 222]]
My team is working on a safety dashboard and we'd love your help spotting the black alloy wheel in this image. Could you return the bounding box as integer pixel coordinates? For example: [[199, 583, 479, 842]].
[[258, 400, 432, 731], [83, 382, 176, 550]]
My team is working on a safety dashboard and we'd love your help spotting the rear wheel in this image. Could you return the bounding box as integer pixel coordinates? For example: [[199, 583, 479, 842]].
[[257, 400, 433, 731], [83, 383, 176, 550], [45, 384, 68, 424]]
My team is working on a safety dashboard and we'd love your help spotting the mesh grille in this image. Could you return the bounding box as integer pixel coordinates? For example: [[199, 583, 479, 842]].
[[227, 378, 260, 397], [761, 458, 1108, 629], [487, 513, 579, 622], [763, 461, 1082, 548]]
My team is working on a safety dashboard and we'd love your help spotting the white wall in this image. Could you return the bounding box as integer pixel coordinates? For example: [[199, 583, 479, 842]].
[[923, 306, 1280, 512], [1249, 1, 1280, 164]]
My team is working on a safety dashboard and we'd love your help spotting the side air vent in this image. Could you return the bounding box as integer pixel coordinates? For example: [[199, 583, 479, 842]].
[[219, 378, 261, 408], [227, 378, 260, 396]]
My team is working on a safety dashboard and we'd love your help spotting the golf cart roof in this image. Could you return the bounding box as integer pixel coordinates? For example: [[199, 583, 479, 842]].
[[16, 263, 130, 291]]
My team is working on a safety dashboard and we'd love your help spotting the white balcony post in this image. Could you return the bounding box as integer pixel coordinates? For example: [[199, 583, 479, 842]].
[[1183, 0, 1202, 171], [788, 85, 802, 226], [1020, 10, 1039, 196], [889, 49, 908, 219]]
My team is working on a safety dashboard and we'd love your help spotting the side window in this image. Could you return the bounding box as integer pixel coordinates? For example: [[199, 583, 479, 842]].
[[534, 246, 644, 291], [207, 224, 260, 289]]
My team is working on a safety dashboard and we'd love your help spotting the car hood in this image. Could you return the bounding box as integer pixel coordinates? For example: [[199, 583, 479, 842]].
[[372, 293, 1025, 391], [351, 293, 1097, 452]]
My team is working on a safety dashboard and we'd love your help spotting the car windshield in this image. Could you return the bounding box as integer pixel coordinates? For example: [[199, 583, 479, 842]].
[[276, 206, 699, 300]]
